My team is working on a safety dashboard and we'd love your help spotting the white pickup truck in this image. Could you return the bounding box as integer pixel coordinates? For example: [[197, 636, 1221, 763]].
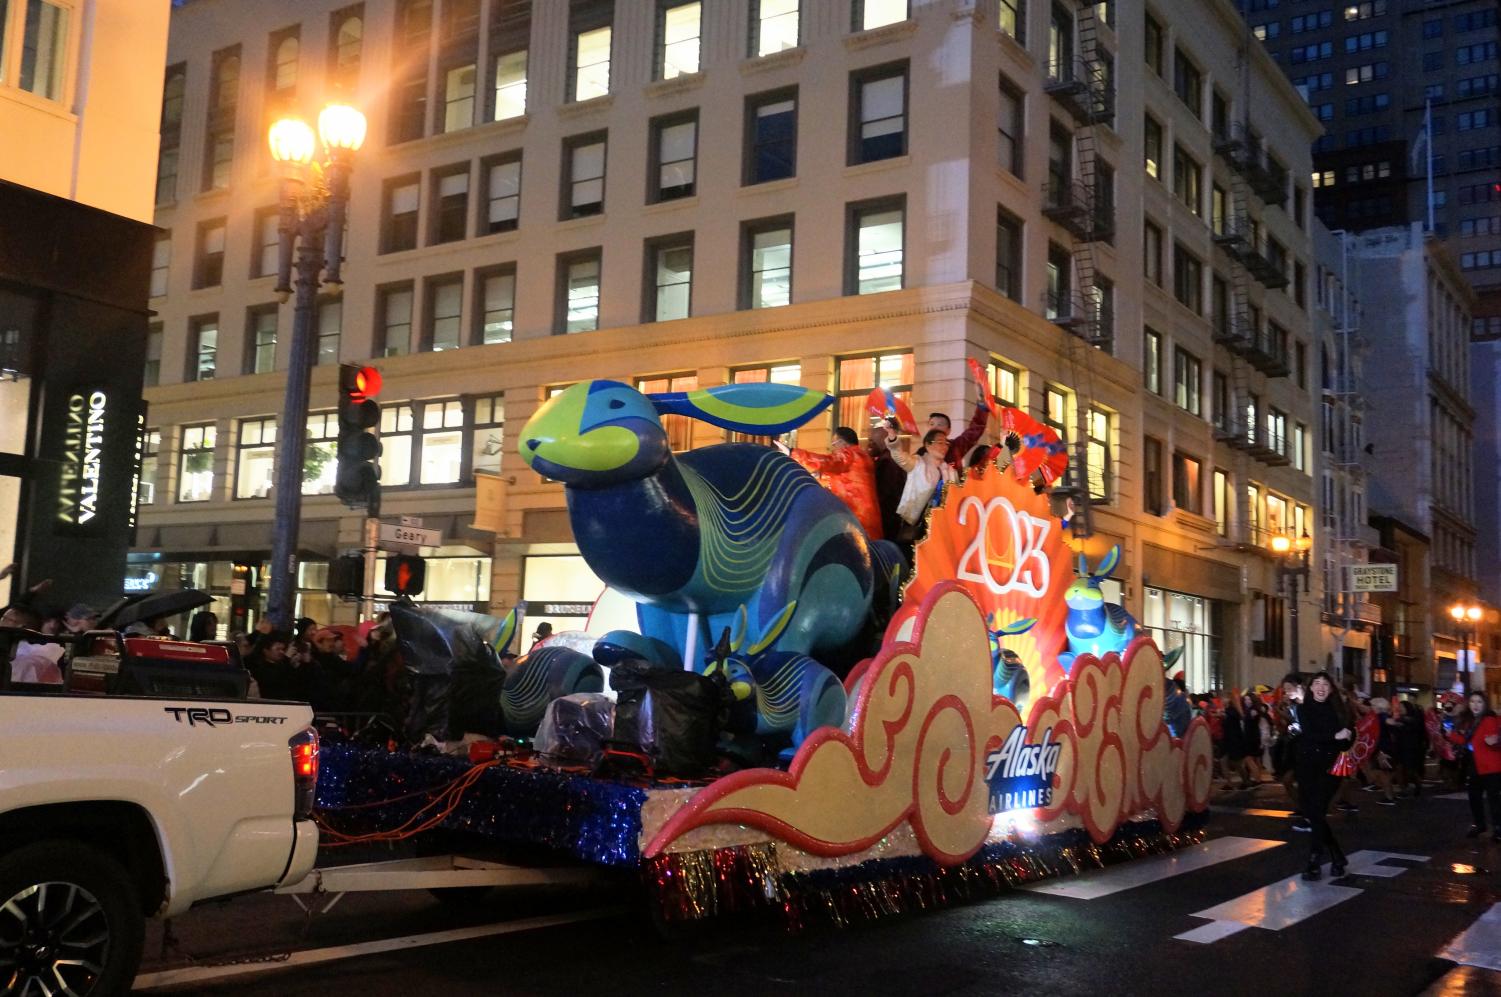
[[0, 630, 320, 995]]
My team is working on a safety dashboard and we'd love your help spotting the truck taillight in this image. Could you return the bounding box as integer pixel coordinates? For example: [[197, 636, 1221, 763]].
[[289, 727, 319, 820]]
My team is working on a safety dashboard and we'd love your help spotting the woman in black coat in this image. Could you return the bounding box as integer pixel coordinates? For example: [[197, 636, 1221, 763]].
[[1294, 671, 1354, 880], [1394, 700, 1428, 797]]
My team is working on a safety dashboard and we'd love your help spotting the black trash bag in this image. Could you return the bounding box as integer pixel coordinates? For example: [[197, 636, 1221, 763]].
[[534, 693, 615, 769], [390, 601, 507, 743], [614, 670, 726, 776]]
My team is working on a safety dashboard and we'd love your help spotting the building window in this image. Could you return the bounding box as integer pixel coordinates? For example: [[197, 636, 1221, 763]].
[[441, 63, 477, 133], [487, 0, 528, 120], [178, 425, 217, 503], [1000, 0, 1024, 41], [139, 429, 161, 505], [13, 0, 66, 99], [741, 217, 793, 309], [849, 62, 907, 165], [1144, 12, 1163, 76], [557, 250, 602, 333], [563, 132, 607, 219], [1173, 452, 1202, 514], [378, 283, 413, 357], [1293, 422, 1307, 472], [149, 234, 171, 298], [1268, 407, 1288, 456], [1172, 145, 1201, 215], [745, 88, 797, 184], [834, 352, 912, 431], [431, 166, 470, 244], [328, 6, 363, 96], [313, 298, 340, 366], [382, 177, 420, 253], [1173, 347, 1201, 415], [996, 209, 1022, 302], [637, 374, 699, 452], [194, 220, 226, 289], [1086, 407, 1113, 502], [246, 306, 277, 375], [235, 417, 277, 500], [252, 207, 279, 279], [1143, 435, 1164, 514], [1144, 116, 1162, 180], [420, 400, 466, 484], [390, 0, 431, 143], [144, 324, 162, 388], [379, 405, 415, 487], [1144, 328, 1163, 395], [1173, 48, 1202, 117], [297, 412, 337, 495], [471, 393, 505, 476], [156, 64, 186, 204], [1044, 243, 1071, 321], [475, 154, 521, 235], [1211, 370, 1229, 433], [189, 316, 218, 382], [997, 78, 1023, 177], [645, 235, 693, 323], [1173, 244, 1203, 314], [847, 198, 904, 295], [752, 0, 799, 56], [657, 1, 700, 79], [203, 47, 240, 190], [854, 0, 907, 31], [268, 26, 300, 102], [1042, 386, 1073, 486], [1212, 468, 1228, 535], [1144, 221, 1162, 286], [476, 267, 515, 345], [425, 275, 464, 351], [570, 2, 612, 103], [650, 112, 697, 202]]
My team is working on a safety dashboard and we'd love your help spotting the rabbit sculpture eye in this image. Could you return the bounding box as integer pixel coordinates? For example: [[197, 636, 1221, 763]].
[[520, 379, 906, 755]]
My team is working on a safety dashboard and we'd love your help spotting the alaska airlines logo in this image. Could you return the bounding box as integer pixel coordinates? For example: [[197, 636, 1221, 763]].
[[985, 724, 1062, 813]]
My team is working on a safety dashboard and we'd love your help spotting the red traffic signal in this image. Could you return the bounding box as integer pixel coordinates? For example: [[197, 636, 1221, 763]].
[[341, 364, 382, 403], [385, 554, 425, 597]]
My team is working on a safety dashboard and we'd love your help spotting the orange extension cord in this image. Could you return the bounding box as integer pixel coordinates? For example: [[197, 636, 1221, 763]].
[[315, 759, 498, 847]]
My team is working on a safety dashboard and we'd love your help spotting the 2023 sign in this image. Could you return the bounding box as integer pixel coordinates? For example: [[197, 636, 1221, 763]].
[[955, 495, 1053, 599]]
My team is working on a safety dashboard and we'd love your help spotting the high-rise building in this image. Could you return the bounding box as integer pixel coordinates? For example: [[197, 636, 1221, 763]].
[[142, 0, 1322, 689], [1354, 222, 1480, 693], [1242, 0, 1501, 330], [0, 1, 169, 610]]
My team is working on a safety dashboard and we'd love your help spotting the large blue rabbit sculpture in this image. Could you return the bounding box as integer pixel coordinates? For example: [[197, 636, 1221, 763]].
[[520, 380, 904, 748]]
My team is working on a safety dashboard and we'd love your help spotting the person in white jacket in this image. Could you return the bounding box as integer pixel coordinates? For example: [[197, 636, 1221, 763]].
[[892, 430, 956, 550]]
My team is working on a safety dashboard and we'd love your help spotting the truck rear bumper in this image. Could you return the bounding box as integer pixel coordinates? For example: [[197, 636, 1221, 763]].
[[279, 819, 319, 887]]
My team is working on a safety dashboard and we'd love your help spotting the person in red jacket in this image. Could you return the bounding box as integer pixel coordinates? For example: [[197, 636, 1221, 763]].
[[1448, 691, 1501, 840], [929, 403, 991, 470], [786, 426, 884, 540]]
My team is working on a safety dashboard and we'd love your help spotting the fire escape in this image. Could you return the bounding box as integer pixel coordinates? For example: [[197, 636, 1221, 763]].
[[1041, 0, 1113, 537], [1211, 33, 1294, 550]]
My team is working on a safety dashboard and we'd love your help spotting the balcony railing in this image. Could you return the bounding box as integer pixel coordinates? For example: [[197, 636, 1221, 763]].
[[1042, 180, 1095, 240], [1213, 125, 1289, 207], [1044, 59, 1114, 125]]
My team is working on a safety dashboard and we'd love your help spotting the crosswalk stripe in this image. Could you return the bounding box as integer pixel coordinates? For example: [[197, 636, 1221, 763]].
[[1023, 836, 1284, 900], [1439, 902, 1501, 971], [1175, 850, 1428, 944]]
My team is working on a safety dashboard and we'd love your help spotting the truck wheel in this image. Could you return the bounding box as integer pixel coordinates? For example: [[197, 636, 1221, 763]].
[[0, 841, 145, 997]]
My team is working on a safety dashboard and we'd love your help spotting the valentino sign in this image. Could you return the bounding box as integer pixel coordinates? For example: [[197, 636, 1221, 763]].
[[58, 389, 107, 529]]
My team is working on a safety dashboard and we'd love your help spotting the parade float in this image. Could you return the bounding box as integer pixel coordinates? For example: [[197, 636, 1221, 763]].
[[315, 379, 1213, 926]]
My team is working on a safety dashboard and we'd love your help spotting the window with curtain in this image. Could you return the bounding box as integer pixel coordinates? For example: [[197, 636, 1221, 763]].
[[834, 352, 912, 432]]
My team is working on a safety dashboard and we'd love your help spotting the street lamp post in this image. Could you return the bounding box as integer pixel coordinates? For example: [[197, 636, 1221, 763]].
[[1449, 602, 1483, 695], [263, 105, 366, 630], [1271, 531, 1313, 678]]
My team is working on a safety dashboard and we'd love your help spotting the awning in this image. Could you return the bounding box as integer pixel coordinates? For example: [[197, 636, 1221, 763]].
[[136, 519, 341, 560], [1336, 630, 1372, 651]]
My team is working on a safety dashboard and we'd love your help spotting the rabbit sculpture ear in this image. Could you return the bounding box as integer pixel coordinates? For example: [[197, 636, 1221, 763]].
[[1094, 545, 1121, 578], [647, 383, 833, 436]]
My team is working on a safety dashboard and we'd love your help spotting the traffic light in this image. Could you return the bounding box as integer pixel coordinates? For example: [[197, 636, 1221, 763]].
[[326, 553, 365, 600], [385, 554, 426, 597], [336, 363, 382, 512]]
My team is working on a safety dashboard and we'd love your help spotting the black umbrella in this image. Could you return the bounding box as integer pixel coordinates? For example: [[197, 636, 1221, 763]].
[[102, 589, 215, 628]]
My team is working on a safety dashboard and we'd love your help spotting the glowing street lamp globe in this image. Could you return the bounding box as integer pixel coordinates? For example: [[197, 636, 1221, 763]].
[[1270, 534, 1292, 555], [318, 103, 367, 153], [1468, 605, 1483, 623], [267, 116, 316, 165]]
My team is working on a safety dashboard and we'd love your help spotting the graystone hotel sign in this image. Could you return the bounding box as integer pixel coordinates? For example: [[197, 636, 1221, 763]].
[[58, 388, 107, 532]]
